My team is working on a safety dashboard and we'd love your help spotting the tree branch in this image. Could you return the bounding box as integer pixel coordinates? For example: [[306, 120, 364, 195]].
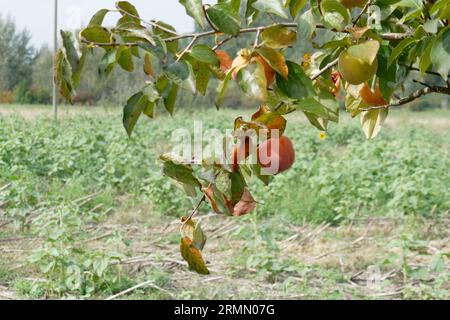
[[164, 23, 409, 42], [353, 0, 373, 27], [311, 58, 339, 80], [360, 86, 450, 111]]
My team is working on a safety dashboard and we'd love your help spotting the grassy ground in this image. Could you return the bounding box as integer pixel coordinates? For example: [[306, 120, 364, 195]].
[[0, 104, 449, 300]]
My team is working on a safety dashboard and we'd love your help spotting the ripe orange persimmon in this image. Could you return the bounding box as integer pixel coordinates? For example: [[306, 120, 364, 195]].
[[215, 50, 232, 73], [360, 82, 387, 106], [257, 136, 295, 174]]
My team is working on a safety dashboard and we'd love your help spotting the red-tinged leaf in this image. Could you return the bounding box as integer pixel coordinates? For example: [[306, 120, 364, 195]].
[[180, 237, 210, 275], [233, 188, 256, 216]]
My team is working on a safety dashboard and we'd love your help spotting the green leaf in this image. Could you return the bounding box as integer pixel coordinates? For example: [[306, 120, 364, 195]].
[[215, 71, 233, 108], [295, 97, 336, 121], [388, 38, 418, 66], [179, 0, 206, 29], [252, 0, 288, 19], [80, 26, 113, 44], [288, 0, 307, 18], [360, 108, 389, 139], [245, 0, 259, 25], [164, 61, 190, 86], [60, 31, 79, 76], [190, 44, 220, 66], [88, 9, 110, 27], [256, 47, 289, 78], [98, 49, 117, 77], [276, 61, 313, 99], [163, 83, 178, 115], [304, 112, 329, 131], [262, 26, 297, 49], [237, 61, 268, 101], [117, 46, 134, 72], [296, 9, 316, 39], [320, 0, 350, 32], [153, 21, 179, 53], [143, 53, 154, 76], [206, 3, 241, 36], [123, 92, 146, 137], [230, 0, 242, 14], [230, 171, 246, 204], [116, 1, 139, 17], [160, 154, 202, 188], [195, 63, 211, 95], [430, 26, 450, 80], [54, 49, 73, 104], [419, 40, 433, 75]]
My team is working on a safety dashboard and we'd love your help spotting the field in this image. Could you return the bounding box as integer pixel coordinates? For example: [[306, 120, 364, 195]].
[[0, 104, 449, 300]]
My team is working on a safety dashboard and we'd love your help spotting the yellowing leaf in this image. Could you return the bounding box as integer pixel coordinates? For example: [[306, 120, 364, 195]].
[[181, 217, 206, 251], [262, 26, 297, 49], [236, 61, 268, 101], [256, 47, 289, 78], [180, 237, 210, 275], [360, 108, 389, 139]]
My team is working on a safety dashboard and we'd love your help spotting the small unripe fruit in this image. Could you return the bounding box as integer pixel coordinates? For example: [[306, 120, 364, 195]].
[[257, 136, 295, 174], [338, 50, 378, 85]]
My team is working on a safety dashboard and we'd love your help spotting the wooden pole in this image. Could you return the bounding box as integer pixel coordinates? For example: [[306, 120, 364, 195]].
[[52, 0, 58, 120]]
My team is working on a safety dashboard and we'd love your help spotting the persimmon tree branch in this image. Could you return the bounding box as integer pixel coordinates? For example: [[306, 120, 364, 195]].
[[353, 0, 373, 27], [360, 85, 450, 111], [311, 58, 339, 80]]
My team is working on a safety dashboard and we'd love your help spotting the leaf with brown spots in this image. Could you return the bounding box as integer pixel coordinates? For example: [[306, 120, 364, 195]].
[[180, 237, 210, 275]]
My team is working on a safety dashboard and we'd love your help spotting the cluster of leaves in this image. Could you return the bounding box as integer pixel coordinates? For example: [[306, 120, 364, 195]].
[[54, 0, 450, 274]]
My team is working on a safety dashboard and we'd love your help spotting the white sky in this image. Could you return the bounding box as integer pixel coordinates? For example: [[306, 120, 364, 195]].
[[0, 0, 215, 48]]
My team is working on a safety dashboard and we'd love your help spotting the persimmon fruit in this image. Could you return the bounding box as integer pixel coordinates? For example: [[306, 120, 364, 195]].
[[338, 50, 378, 85], [257, 136, 295, 174]]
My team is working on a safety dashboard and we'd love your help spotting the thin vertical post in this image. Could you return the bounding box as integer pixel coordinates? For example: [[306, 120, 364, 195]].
[[52, 0, 58, 120]]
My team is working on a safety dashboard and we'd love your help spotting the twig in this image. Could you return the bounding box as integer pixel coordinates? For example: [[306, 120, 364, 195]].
[[183, 195, 206, 225], [311, 58, 339, 80], [400, 64, 449, 78], [353, 0, 373, 27], [360, 85, 450, 111], [105, 280, 175, 300], [212, 36, 234, 50], [253, 28, 262, 49], [176, 36, 198, 62]]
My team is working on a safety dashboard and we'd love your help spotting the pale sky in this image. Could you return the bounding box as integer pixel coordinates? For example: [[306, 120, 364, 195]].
[[0, 0, 214, 48]]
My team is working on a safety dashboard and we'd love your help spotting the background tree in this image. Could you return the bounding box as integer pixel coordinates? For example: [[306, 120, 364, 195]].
[[0, 15, 35, 93]]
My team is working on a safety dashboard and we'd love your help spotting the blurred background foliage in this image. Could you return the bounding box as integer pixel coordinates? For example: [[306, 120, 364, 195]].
[[0, 13, 448, 111]]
